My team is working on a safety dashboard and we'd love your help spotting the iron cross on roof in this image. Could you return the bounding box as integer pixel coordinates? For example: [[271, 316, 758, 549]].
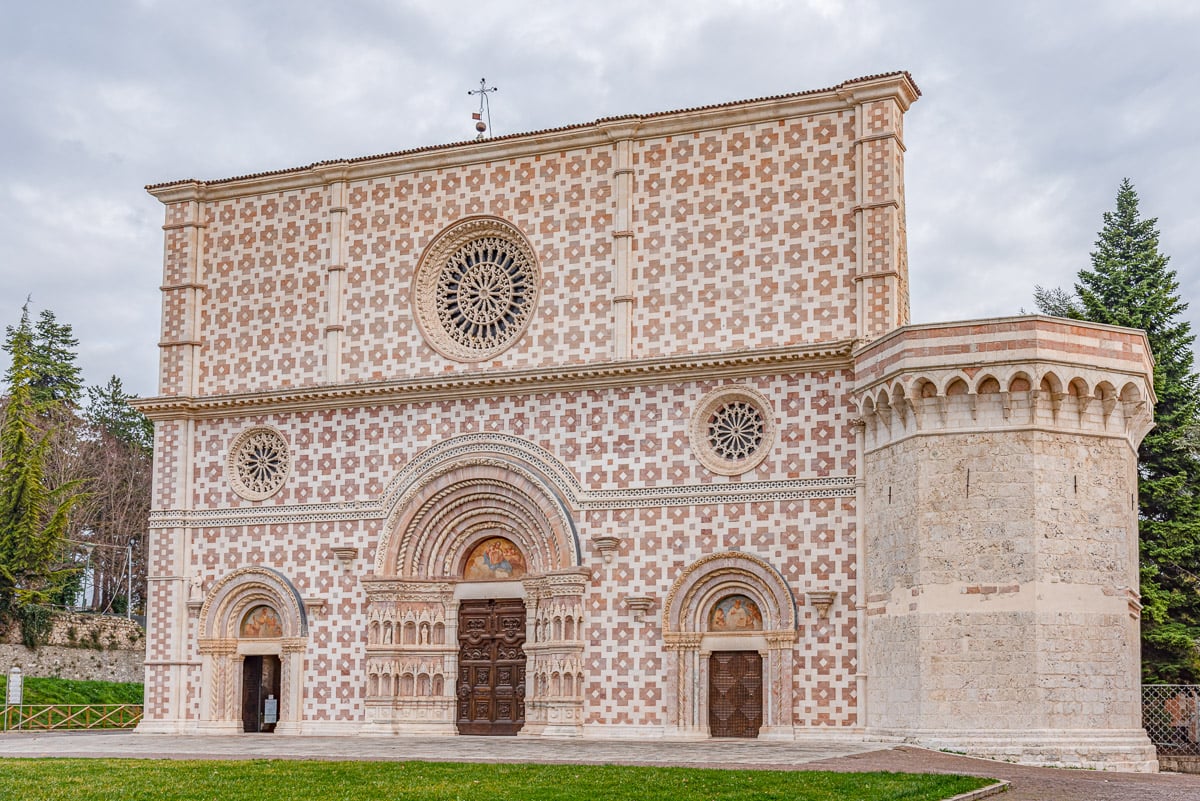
[[468, 78, 497, 140]]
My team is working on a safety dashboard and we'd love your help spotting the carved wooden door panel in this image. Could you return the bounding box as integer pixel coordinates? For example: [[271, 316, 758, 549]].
[[709, 651, 763, 738], [457, 598, 526, 735]]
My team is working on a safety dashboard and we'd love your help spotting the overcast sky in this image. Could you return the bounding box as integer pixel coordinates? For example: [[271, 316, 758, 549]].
[[2, 0, 1197, 399]]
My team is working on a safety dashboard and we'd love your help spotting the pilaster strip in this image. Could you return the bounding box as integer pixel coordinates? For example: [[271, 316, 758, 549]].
[[324, 173, 349, 382]]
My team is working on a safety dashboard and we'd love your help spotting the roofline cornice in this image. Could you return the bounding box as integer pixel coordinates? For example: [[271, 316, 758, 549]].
[[852, 314, 1155, 360], [130, 340, 856, 420], [146, 72, 919, 204]]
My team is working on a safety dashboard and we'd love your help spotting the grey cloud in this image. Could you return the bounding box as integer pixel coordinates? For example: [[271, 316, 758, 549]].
[[1, 0, 1197, 397]]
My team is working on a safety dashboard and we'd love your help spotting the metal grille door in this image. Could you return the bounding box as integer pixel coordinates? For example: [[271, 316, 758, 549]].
[[709, 651, 763, 738]]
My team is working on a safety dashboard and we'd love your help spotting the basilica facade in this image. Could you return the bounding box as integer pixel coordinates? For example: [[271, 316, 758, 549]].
[[135, 72, 1158, 769]]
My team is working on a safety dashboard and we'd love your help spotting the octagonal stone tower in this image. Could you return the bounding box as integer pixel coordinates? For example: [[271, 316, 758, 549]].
[[854, 316, 1157, 771]]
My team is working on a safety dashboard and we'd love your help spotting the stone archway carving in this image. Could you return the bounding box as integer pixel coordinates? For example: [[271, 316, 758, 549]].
[[364, 448, 586, 736], [663, 551, 798, 739], [196, 567, 308, 734]]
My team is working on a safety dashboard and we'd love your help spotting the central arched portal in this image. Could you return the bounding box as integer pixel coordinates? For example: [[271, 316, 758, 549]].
[[365, 457, 586, 737]]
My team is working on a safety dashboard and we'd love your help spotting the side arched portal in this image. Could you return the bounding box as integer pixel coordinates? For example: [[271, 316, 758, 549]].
[[365, 455, 586, 736], [663, 552, 798, 739], [196, 567, 308, 734]]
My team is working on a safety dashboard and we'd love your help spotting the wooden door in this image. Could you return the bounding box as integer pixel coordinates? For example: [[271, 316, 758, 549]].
[[709, 651, 763, 738], [241, 655, 281, 733], [241, 655, 263, 733], [457, 598, 526, 735]]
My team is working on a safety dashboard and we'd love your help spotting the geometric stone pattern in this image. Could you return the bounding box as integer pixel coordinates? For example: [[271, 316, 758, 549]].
[[138, 72, 1155, 770], [630, 113, 858, 354], [169, 371, 858, 728], [185, 372, 854, 511], [194, 189, 330, 394]]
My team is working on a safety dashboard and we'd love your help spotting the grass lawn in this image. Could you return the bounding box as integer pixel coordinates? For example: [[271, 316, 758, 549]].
[[0, 676, 143, 705], [0, 759, 994, 801]]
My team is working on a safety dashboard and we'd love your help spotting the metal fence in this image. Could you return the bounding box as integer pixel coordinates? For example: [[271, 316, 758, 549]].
[[1, 704, 143, 732], [1144, 685, 1200, 754]]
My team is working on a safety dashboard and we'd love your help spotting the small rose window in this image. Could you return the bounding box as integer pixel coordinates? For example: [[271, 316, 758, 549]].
[[227, 427, 291, 501], [689, 386, 776, 476]]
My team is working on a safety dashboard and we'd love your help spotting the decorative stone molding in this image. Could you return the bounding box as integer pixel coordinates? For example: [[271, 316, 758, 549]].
[[412, 217, 540, 362], [662, 551, 797, 737], [591, 536, 621, 564], [195, 567, 309, 733], [689, 385, 776, 476], [196, 638, 238, 656], [361, 577, 457, 734], [146, 73, 919, 204], [198, 566, 308, 640], [377, 449, 581, 578], [331, 546, 359, 566], [663, 551, 797, 634], [625, 596, 654, 622], [853, 316, 1157, 454], [226, 427, 291, 501], [131, 340, 856, 420], [805, 591, 837, 619]]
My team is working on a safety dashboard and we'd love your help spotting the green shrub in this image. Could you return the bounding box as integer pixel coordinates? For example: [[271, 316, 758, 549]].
[[18, 604, 54, 649]]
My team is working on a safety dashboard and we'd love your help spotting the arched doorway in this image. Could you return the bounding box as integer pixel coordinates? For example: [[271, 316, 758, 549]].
[[663, 552, 798, 739], [196, 567, 308, 734], [239, 605, 283, 733], [365, 453, 586, 736], [706, 594, 766, 737]]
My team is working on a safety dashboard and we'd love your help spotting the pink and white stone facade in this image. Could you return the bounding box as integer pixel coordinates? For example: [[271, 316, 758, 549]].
[[135, 73, 1157, 769]]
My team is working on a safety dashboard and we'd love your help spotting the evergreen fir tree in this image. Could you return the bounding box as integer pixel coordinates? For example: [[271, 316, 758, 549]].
[[85, 376, 154, 454], [1036, 179, 1200, 682], [3, 302, 83, 413], [31, 307, 83, 409], [0, 322, 87, 627]]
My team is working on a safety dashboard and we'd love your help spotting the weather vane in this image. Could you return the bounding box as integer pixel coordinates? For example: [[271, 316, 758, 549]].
[[468, 78, 497, 140]]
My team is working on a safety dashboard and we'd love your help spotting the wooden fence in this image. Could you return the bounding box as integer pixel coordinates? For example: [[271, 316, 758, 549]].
[[1, 704, 143, 731]]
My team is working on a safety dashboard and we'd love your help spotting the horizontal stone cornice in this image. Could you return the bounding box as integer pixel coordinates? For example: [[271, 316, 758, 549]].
[[853, 315, 1156, 398], [860, 423, 1143, 457], [855, 354, 1152, 397], [131, 340, 855, 420]]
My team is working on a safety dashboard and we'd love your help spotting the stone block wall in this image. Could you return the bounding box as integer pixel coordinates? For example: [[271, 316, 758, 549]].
[[855, 316, 1156, 770], [1, 644, 144, 685], [1, 612, 145, 685]]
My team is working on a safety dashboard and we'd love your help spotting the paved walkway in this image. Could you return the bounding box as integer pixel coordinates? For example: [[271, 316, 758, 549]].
[[3, 732, 1200, 800], [0, 731, 884, 766]]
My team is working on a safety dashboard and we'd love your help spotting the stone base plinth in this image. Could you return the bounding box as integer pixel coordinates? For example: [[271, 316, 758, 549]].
[[359, 719, 456, 736], [136, 718, 198, 735], [870, 727, 1159, 772]]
